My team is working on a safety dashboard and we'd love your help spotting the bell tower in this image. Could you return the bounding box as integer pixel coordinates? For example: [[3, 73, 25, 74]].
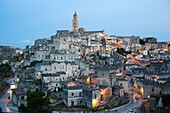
[[72, 11, 78, 32]]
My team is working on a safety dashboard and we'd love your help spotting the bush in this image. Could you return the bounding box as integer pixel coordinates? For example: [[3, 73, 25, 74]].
[[27, 91, 50, 112], [0, 63, 14, 79], [117, 48, 131, 56], [18, 104, 29, 113]]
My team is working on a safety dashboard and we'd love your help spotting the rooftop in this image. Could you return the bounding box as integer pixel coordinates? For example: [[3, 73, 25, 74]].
[[64, 86, 82, 90], [12, 89, 25, 95]]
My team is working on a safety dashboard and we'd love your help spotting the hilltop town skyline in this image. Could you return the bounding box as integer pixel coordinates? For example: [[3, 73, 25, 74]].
[[1, 0, 170, 48], [1, 1, 170, 112]]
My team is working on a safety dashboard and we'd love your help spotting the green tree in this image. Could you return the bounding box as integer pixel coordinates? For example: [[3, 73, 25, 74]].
[[18, 104, 29, 113], [139, 39, 145, 45], [27, 91, 51, 113], [162, 95, 170, 106], [0, 63, 14, 79], [117, 48, 125, 55], [0, 106, 2, 112]]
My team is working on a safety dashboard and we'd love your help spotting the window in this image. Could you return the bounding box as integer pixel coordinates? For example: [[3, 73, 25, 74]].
[[74, 56, 76, 60], [72, 93, 74, 96], [21, 96, 24, 100], [38, 55, 40, 59], [95, 94, 97, 99], [62, 65, 64, 69], [54, 57, 56, 60], [71, 101, 74, 106], [79, 92, 82, 97], [54, 67, 56, 70]]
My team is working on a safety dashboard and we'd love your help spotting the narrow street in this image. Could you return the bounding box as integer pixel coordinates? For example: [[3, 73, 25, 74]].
[[0, 78, 18, 113], [107, 98, 143, 113], [0, 87, 11, 112], [117, 99, 142, 113]]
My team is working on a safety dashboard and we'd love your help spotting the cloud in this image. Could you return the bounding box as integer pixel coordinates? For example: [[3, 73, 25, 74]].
[[20, 40, 34, 43], [0, 40, 34, 44], [9, 40, 34, 44], [0, 39, 34, 49]]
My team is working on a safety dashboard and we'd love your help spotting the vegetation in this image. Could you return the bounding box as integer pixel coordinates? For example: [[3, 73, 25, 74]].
[[151, 94, 170, 107], [117, 48, 131, 56], [18, 104, 29, 113], [12, 55, 20, 62], [0, 106, 2, 112], [0, 63, 14, 79], [31, 79, 42, 86], [0, 82, 8, 93], [0, 63, 12, 99], [162, 95, 170, 106], [139, 39, 145, 45], [18, 91, 51, 113]]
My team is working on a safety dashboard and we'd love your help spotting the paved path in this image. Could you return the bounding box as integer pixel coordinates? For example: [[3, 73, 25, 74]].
[[0, 87, 18, 113], [111, 99, 143, 113], [0, 87, 11, 112], [0, 78, 18, 113]]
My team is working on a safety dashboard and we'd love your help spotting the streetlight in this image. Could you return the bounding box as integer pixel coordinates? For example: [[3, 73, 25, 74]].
[[147, 95, 150, 99]]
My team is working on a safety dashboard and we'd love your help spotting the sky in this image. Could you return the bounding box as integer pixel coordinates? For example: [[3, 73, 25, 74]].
[[0, 0, 170, 49]]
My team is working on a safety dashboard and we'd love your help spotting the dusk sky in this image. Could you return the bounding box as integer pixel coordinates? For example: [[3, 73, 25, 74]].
[[0, 0, 170, 48]]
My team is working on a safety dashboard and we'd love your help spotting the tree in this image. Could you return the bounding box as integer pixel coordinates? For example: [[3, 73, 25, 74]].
[[18, 104, 29, 113], [27, 91, 51, 113], [162, 95, 170, 106], [117, 48, 125, 55], [0, 106, 2, 112], [0, 63, 14, 79], [139, 39, 145, 45]]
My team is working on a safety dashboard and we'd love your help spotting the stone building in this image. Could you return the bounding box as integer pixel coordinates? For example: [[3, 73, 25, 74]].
[[63, 86, 83, 107]]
